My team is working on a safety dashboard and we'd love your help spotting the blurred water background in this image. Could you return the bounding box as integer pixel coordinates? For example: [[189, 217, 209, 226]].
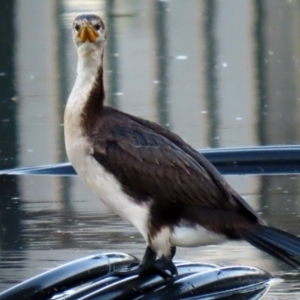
[[1, 0, 300, 298]]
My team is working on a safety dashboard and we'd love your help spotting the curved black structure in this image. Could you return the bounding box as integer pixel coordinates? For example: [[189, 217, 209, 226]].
[[0, 253, 272, 300], [0, 145, 299, 176], [1, 145, 292, 299], [0, 253, 138, 300]]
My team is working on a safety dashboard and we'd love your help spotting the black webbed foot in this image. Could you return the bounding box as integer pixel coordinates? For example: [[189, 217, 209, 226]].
[[154, 255, 178, 276], [111, 246, 177, 278]]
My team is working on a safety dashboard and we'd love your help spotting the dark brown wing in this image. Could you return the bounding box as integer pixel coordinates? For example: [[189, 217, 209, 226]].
[[92, 122, 258, 219], [124, 113, 259, 219]]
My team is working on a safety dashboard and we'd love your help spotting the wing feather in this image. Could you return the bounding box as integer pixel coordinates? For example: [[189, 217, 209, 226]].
[[92, 125, 251, 213]]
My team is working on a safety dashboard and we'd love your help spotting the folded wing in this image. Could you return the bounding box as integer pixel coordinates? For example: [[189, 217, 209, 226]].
[[92, 124, 258, 220]]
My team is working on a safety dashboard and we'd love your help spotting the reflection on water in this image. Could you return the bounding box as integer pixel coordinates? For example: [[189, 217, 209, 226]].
[[1, 0, 300, 298], [1, 174, 300, 299]]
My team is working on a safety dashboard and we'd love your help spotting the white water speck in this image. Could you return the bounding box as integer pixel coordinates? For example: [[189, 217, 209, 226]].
[[268, 51, 274, 55], [27, 149, 33, 153], [113, 92, 123, 96], [201, 110, 209, 114], [30, 75, 35, 79], [175, 55, 188, 60], [222, 63, 228, 68], [153, 80, 160, 84], [113, 53, 119, 57], [0, 72, 6, 76], [236, 117, 243, 121]]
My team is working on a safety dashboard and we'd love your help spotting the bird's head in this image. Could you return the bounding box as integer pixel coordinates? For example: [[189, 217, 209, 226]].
[[72, 14, 106, 56]]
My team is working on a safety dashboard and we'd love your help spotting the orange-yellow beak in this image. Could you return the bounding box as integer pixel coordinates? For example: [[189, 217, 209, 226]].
[[78, 22, 99, 43]]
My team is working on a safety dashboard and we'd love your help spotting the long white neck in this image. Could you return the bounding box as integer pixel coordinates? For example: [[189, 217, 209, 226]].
[[64, 46, 104, 149], [65, 47, 103, 118], [71, 48, 103, 102]]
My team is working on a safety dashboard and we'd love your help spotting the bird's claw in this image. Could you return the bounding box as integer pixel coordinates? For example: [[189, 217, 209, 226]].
[[111, 258, 177, 279]]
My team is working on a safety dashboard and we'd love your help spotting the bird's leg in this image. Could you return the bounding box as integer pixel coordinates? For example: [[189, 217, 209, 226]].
[[139, 245, 157, 270], [170, 246, 176, 259], [112, 246, 176, 278]]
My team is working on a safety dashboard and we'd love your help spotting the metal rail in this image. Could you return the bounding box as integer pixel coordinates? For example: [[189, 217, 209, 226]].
[[0, 145, 299, 176]]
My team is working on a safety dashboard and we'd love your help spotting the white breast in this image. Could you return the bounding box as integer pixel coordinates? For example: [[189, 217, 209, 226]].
[[64, 50, 149, 242], [65, 108, 149, 242]]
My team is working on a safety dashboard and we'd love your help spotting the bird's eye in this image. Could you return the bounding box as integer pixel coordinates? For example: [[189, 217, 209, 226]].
[[75, 24, 80, 31], [94, 23, 101, 31]]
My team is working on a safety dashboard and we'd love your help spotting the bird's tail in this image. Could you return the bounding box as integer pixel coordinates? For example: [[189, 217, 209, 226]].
[[240, 225, 300, 269]]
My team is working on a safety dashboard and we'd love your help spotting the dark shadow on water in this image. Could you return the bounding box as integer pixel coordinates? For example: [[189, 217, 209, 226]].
[[0, 1, 26, 286]]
